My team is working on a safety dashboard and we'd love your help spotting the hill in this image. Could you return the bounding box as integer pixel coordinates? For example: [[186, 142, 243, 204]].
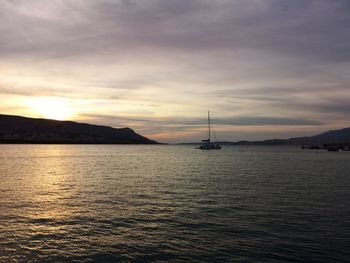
[[0, 114, 157, 144], [233, 127, 350, 145]]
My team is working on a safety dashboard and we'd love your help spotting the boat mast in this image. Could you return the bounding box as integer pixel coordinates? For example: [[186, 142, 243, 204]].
[[208, 110, 211, 143]]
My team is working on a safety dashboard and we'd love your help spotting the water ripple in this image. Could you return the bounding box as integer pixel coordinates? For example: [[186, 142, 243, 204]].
[[0, 145, 349, 262]]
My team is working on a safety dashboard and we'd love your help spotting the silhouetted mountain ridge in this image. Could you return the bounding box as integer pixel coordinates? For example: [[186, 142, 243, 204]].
[[233, 127, 350, 145], [0, 114, 157, 144]]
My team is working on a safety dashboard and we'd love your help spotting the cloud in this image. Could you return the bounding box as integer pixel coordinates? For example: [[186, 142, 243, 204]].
[[0, 0, 349, 141], [81, 113, 322, 126], [1, 0, 350, 61]]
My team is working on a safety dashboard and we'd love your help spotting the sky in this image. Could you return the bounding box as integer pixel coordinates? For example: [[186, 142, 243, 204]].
[[1, 0, 350, 143]]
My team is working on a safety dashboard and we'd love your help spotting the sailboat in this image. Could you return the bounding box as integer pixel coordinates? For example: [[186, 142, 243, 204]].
[[197, 111, 221, 150]]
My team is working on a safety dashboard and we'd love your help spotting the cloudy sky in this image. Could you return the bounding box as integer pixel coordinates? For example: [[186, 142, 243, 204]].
[[1, 0, 350, 142]]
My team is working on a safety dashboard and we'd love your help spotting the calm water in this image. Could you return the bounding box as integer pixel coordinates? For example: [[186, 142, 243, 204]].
[[0, 145, 349, 262]]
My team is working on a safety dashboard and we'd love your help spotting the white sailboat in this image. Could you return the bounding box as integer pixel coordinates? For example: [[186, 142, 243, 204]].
[[197, 111, 221, 150]]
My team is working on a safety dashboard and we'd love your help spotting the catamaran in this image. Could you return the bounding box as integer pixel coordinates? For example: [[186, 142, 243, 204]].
[[197, 111, 221, 150]]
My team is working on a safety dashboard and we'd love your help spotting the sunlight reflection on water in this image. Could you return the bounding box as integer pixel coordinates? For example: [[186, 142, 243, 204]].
[[0, 145, 349, 262]]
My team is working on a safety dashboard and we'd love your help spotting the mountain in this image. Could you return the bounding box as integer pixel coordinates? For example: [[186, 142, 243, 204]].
[[0, 114, 158, 144], [233, 127, 350, 145]]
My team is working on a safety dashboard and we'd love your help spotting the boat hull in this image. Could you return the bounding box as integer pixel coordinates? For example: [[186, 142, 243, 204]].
[[197, 144, 221, 150]]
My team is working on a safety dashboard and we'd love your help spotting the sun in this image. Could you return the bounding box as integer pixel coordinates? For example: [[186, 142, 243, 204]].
[[29, 97, 75, 120]]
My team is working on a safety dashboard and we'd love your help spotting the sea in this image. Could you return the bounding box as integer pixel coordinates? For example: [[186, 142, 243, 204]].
[[0, 145, 349, 262]]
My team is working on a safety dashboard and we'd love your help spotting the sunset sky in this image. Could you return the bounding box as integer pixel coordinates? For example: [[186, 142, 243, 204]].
[[1, 0, 350, 142]]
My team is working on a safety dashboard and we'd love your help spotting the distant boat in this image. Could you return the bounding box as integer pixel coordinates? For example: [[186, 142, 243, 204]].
[[342, 146, 350, 151], [326, 145, 339, 152], [196, 111, 221, 150]]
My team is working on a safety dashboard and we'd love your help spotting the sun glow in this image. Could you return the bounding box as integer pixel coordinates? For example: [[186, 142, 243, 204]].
[[28, 97, 75, 120]]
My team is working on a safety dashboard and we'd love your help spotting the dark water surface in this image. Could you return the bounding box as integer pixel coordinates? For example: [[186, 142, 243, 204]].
[[0, 145, 349, 262]]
